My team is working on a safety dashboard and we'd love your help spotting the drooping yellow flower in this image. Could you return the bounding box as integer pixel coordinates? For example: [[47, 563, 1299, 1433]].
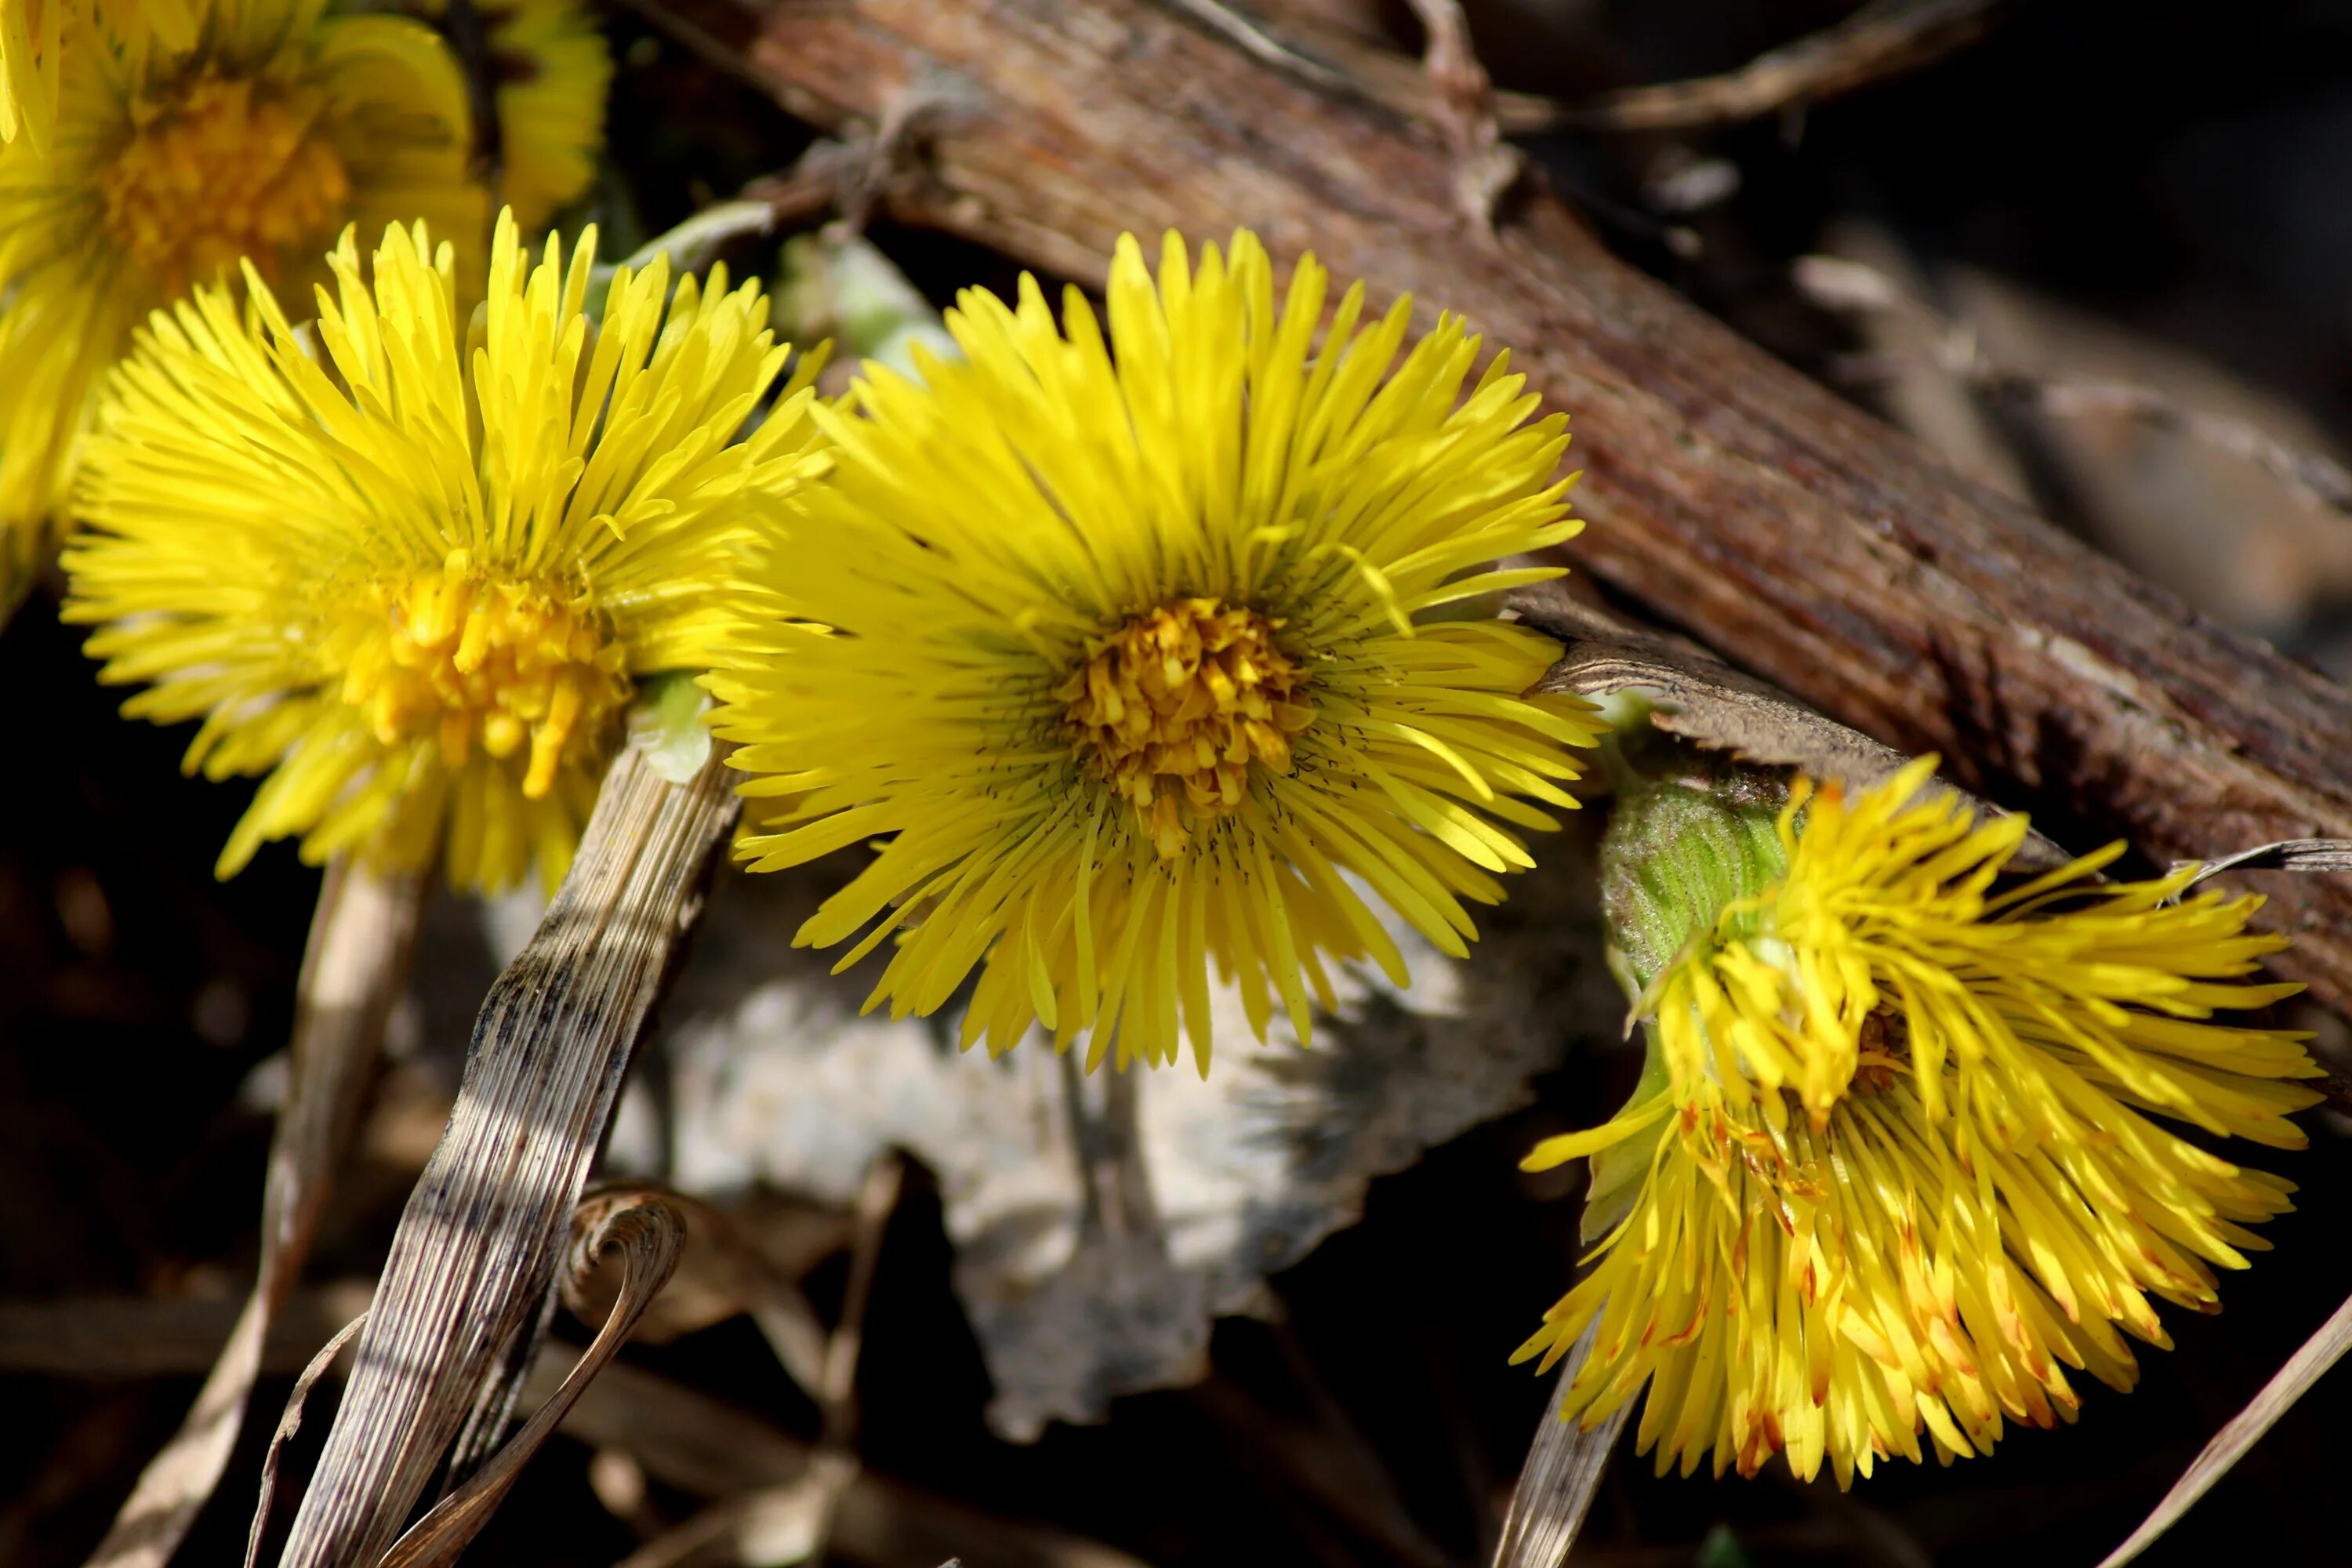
[[64, 211, 826, 891], [1515, 758, 2322, 1486], [401, 0, 609, 231], [706, 230, 1603, 1074], [0, 0, 481, 612]]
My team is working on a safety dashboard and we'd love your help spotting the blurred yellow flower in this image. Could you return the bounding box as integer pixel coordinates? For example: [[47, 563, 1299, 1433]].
[[64, 211, 825, 891], [0, 0, 480, 612], [405, 0, 608, 231], [708, 229, 1602, 1074], [1517, 758, 2322, 1486], [2, 0, 197, 147]]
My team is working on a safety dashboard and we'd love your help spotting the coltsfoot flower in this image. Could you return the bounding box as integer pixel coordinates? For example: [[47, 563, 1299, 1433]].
[[1515, 757, 2322, 1486], [64, 211, 825, 891], [0, 0, 481, 611], [707, 230, 1604, 1073]]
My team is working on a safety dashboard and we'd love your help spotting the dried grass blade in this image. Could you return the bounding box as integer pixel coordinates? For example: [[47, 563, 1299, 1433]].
[[88, 863, 426, 1568], [2175, 838, 2352, 888], [376, 1192, 687, 1568], [274, 743, 738, 1568], [1490, 1320, 1627, 1568], [245, 1316, 371, 1568], [2098, 1290, 2352, 1568]]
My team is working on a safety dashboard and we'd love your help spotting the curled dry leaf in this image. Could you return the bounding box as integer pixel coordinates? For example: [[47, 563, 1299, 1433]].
[[376, 1192, 688, 1568], [275, 742, 739, 1568]]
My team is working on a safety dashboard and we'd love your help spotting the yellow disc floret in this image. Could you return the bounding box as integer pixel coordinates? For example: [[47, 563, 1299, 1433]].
[[1062, 597, 1312, 858], [336, 553, 629, 800]]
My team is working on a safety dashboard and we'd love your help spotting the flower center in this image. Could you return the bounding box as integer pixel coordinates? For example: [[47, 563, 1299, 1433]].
[[98, 74, 352, 295], [337, 554, 631, 799], [1061, 597, 1313, 858]]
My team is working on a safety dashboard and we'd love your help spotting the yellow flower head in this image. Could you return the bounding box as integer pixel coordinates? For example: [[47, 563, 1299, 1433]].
[[1515, 758, 2322, 1486], [64, 210, 825, 891], [707, 230, 1603, 1075], [0, 0, 481, 611], [408, 0, 609, 232]]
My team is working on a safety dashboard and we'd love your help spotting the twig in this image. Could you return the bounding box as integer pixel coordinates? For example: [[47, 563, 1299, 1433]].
[[1158, 0, 1349, 93], [2172, 838, 2352, 888], [0, 1288, 377, 1378], [808, 1156, 906, 1562], [1402, 0, 1518, 231], [0, 1293, 1148, 1568], [1563, 0, 2008, 132]]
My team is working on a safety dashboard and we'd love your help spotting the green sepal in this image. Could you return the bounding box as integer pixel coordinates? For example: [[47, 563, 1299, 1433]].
[[627, 670, 713, 784]]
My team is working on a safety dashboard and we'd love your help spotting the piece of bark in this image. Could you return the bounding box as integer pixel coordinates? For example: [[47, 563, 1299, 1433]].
[[673, 0, 2352, 1007]]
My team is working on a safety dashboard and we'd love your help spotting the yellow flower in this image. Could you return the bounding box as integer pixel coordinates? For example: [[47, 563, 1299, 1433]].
[[707, 230, 1603, 1074], [1515, 757, 2322, 1486], [404, 0, 609, 231], [2, 0, 197, 147], [64, 211, 826, 891], [0, 0, 481, 612]]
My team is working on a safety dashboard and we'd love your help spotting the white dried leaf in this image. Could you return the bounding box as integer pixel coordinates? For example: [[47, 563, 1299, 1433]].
[[612, 827, 1614, 1439]]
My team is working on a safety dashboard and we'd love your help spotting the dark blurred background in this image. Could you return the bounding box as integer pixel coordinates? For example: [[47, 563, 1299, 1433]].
[[8, 2, 2352, 1565]]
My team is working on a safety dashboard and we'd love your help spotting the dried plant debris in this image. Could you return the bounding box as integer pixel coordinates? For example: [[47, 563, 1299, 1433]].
[[608, 815, 1617, 1439], [1508, 581, 2071, 869], [2099, 1290, 2352, 1568], [1490, 1322, 1627, 1568], [2176, 839, 2352, 886]]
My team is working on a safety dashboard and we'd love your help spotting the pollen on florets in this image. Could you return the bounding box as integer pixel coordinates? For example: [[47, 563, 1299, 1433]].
[[334, 553, 630, 800], [1060, 597, 1313, 858]]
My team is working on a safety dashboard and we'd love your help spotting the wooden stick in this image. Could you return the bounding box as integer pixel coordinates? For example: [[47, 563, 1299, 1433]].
[[675, 0, 2352, 1007]]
